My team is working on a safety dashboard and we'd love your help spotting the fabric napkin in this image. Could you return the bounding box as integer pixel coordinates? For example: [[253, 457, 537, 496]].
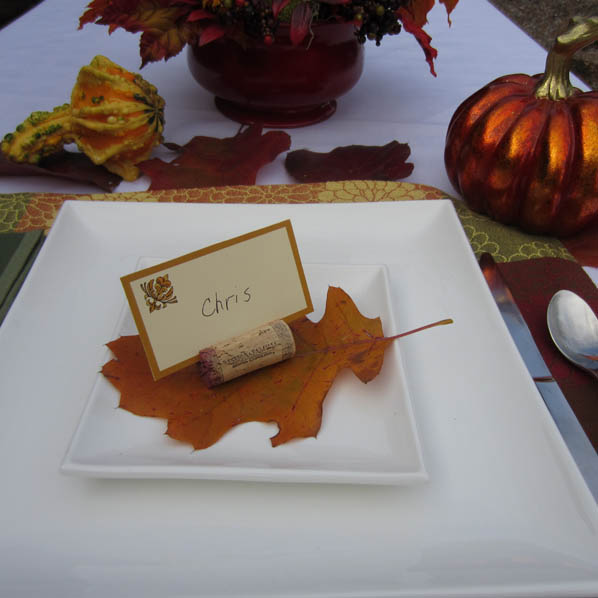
[[496, 257, 598, 451], [0, 229, 44, 325], [559, 219, 598, 268]]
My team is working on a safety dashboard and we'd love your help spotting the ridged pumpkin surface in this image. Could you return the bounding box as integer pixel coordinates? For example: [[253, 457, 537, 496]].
[[70, 56, 165, 181], [445, 74, 598, 236], [445, 17, 598, 237]]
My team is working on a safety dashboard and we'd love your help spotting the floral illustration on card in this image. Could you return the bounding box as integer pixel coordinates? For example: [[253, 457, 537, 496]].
[[141, 275, 178, 313]]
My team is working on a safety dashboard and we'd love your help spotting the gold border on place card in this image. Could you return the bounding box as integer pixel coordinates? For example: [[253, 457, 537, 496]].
[[120, 219, 313, 380]]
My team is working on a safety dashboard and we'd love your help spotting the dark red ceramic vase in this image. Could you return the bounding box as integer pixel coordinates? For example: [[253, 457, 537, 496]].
[[187, 23, 364, 128]]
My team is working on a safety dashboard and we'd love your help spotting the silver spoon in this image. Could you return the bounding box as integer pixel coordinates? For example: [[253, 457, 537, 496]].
[[547, 289, 598, 380]]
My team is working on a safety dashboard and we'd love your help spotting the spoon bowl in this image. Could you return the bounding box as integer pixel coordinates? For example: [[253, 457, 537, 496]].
[[547, 290, 598, 380]]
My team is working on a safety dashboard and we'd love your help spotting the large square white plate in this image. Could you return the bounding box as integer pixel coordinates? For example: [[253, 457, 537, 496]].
[[1, 199, 598, 597], [61, 259, 427, 484]]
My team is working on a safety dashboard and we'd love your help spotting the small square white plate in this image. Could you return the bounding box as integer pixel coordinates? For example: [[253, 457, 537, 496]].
[[61, 260, 427, 484]]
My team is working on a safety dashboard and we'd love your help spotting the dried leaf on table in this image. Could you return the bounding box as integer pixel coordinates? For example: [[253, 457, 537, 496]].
[[138, 124, 291, 190], [102, 286, 451, 450], [285, 141, 413, 183], [0, 149, 122, 192]]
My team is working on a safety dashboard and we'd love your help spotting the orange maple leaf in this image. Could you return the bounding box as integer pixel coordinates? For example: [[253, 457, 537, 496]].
[[80, 0, 201, 65], [138, 124, 291, 189], [405, 0, 458, 27], [401, 0, 459, 75], [102, 287, 450, 449]]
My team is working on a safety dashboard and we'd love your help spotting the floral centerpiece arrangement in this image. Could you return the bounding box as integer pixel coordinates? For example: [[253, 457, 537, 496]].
[[80, 0, 459, 75]]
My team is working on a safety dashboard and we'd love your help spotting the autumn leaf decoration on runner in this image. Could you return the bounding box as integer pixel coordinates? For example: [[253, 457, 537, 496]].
[[102, 287, 451, 450], [138, 124, 291, 189], [1, 121, 416, 190], [140, 128, 415, 189], [285, 142, 413, 183]]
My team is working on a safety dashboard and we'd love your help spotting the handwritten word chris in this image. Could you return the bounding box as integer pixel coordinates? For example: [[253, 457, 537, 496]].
[[201, 288, 251, 317]]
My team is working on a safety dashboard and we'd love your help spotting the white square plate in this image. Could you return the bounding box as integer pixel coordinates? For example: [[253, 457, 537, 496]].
[[1, 199, 597, 597], [61, 260, 427, 484]]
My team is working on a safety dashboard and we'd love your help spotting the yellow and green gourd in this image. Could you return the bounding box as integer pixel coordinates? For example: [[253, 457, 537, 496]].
[[1, 104, 73, 165], [1, 56, 165, 181]]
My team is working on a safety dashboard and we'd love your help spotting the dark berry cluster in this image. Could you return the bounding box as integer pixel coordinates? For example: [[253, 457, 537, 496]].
[[208, 0, 409, 46], [320, 0, 406, 45], [212, 0, 278, 43]]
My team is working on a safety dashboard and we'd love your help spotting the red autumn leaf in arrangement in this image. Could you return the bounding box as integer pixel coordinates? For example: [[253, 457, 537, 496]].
[[271, 0, 292, 19], [186, 9, 225, 48], [80, 0, 185, 34], [439, 0, 460, 22], [397, 7, 438, 76], [102, 287, 451, 449], [290, 2, 313, 46], [198, 23, 227, 46], [80, 0, 459, 71], [284, 141, 414, 183], [138, 124, 291, 189], [405, 0, 458, 27], [138, 27, 193, 65], [187, 9, 214, 21], [80, 0, 201, 65], [404, 0, 434, 27]]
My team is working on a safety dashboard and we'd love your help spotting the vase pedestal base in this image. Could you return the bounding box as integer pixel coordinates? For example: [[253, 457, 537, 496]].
[[214, 97, 337, 129]]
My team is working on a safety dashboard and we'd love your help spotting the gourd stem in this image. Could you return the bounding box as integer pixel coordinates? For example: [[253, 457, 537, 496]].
[[535, 16, 598, 100]]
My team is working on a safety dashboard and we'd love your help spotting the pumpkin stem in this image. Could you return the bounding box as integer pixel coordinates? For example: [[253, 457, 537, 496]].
[[535, 16, 598, 100]]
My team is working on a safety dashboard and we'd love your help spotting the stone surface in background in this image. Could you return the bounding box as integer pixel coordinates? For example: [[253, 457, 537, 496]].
[[0, 1, 42, 28], [488, 0, 598, 90]]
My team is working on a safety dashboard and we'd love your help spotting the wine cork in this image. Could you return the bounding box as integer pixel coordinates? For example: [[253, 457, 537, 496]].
[[197, 320, 295, 387]]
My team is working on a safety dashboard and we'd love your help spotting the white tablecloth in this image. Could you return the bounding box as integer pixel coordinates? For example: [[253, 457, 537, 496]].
[[2, 3, 598, 597]]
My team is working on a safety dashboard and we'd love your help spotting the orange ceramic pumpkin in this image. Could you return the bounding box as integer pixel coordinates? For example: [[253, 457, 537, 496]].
[[445, 16, 598, 236]]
